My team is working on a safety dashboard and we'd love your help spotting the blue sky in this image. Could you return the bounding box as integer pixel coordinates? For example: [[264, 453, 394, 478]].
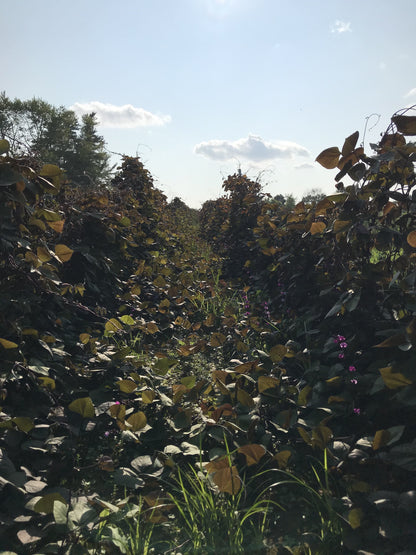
[[2, 0, 415, 207]]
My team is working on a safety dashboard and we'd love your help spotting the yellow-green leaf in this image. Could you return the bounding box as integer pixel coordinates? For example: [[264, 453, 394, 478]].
[[236, 389, 255, 408], [258, 375, 280, 393], [126, 411, 147, 431], [79, 333, 91, 344], [341, 131, 359, 156], [373, 429, 391, 450], [315, 146, 341, 169], [12, 417, 35, 433], [348, 508, 363, 529], [47, 220, 65, 233], [210, 332, 227, 347], [55, 244, 73, 262], [379, 366, 412, 389], [34, 493, 67, 514], [38, 377, 56, 390], [0, 338, 18, 349], [0, 138, 10, 154], [68, 397, 95, 418], [142, 389, 156, 404], [117, 379, 137, 394], [105, 318, 124, 333], [297, 385, 312, 406], [269, 344, 287, 363], [311, 425, 333, 449]]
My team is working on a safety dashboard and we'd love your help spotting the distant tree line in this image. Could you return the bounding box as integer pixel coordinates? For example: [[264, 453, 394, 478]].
[[0, 92, 113, 187]]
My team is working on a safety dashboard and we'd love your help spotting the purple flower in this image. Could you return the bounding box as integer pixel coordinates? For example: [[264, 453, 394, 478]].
[[104, 431, 110, 437], [353, 408, 361, 415], [338, 352, 345, 359], [348, 366, 356, 372], [350, 379, 358, 384], [334, 334, 346, 343], [114, 401, 120, 405], [340, 342, 348, 349]]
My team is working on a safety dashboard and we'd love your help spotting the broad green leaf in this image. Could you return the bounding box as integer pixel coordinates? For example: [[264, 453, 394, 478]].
[[312, 425, 333, 449], [154, 357, 178, 375], [53, 500, 69, 525], [68, 397, 95, 418], [38, 377, 56, 390], [0, 338, 18, 349], [126, 411, 147, 431], [269, 344, 287, 363], [142, 389, 156, 403], [109, 403, 126, 421], [119, 315, 135, 325], [348, 508, 363, 529], [55, 244, 73, 262], [105, 318, 124, 333], [258, 375, 280, 393], [379, 366, 412, 389], [117, 379, 137, 393], [181, 376, 196, 388], [297, 385, 312, 406], [237, 389, 255, 407], [0, 138, 10, 154], [12, 417, 35, 433], [79, 333, 91, 344], [34, 493, 67, 514]]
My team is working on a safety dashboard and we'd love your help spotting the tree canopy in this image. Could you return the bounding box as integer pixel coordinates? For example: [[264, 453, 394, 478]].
[[0, 92, 113, 187]]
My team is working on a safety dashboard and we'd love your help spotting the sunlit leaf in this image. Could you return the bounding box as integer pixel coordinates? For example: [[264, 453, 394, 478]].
[[117, 379, 137, 393], [341, 131, 359, 156], [258, 375, 280, 393], [12, 417, 34, 433], [269, 344, 287, 363], [55, 244, 73, 262], [348, 508, 363, 529], [68, 397, 95, 418], [379, 366, 412, 389], [310, 221, 326, 235], [105, 318, 124, 333], [126, 411, 147, 431], [39, 164, 62, 178], [273, 450, 292, 469], [297, 385, 312, 406], [79, 333, 91, 344], [142, 389, 156, 404], [315, 146, 341, 169], [47, 220, 65, 233], [37, 377, 56, 390], [237, 444, 266, 466], [34, 493, 67, 514], [0, 338, 18, 349], [236, 389, 255, 407]]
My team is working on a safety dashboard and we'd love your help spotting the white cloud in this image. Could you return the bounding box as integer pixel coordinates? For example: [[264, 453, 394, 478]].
[[295, 163, 315, 170], [70, 101, 171, 128], [331, 20, 352, 34], [405, 88, 416, 98], [194, 134, 309, 163]]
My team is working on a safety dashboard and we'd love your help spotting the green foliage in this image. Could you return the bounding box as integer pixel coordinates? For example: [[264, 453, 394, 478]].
[[1, 105, 416, 554], [0, 92, 112, 187]]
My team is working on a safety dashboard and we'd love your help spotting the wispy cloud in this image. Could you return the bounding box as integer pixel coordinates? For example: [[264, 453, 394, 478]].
[[405, 88, 416, 98], [295, 163, 315, 170], [194, 134, 309, 163], [331, 20, 352, 34], [70, 101, 171, 128]]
